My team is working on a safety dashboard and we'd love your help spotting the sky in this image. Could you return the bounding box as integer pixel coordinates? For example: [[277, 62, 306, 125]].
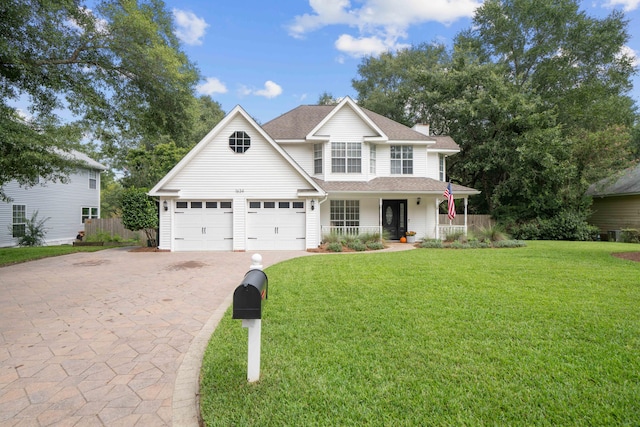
[[162, 0, 640, 125]]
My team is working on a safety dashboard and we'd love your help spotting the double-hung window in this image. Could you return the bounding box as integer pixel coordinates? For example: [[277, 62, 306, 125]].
[[370, 144, 376, 174], [314, 144, 323, 174], [439, 154, 446, 181], [331, 142, 361, 173], [12, 205, 26, 238], [390, 145, 413, 175], [82, 207, 99, 223], [89, 170, 97, 189]]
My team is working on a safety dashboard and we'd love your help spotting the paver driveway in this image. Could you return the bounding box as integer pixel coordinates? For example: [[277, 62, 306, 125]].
[[0, 248, 309, 426]]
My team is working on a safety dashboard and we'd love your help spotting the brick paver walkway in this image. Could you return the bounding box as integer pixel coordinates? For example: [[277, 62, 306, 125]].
[[0, 243, 414, 426]]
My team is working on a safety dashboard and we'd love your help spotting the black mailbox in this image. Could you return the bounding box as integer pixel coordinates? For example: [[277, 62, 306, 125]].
[[232, 269, 268, 319]]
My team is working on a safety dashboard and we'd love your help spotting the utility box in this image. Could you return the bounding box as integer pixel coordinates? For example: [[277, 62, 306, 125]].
[[233, 269, 268, 320], [608, 230, 621, 242]]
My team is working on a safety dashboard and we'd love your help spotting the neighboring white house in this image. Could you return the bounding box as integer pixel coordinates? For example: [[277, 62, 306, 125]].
[[0, 150, 106, 247], [149, 97, 480, 251]]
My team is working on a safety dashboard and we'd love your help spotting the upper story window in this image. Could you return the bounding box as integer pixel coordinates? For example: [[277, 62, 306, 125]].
[[229, 131, 250, 153], [391, 145, 413, 175], [314, 143, 323, 174], [439, 154, 446, 181], [370, 144, 376, 174], [12, 204, 26, 238], [332, 142, 361, 173], [89, 170, 97, 189]]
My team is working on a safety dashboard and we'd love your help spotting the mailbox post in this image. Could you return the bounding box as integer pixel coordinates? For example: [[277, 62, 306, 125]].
[[232, 254, 267, 382]]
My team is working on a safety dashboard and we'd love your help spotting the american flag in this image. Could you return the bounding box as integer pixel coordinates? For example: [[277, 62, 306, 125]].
[[443, 182, 455, 220]]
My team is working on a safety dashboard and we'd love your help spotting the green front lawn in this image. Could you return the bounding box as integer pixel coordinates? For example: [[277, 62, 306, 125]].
[[200, 241, 640, 426], [0, 245, 118, 267]]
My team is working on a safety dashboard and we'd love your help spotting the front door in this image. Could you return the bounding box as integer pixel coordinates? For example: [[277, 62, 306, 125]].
[[382, 200, 407, 240]]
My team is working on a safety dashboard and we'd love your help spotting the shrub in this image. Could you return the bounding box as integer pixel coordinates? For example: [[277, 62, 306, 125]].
[[443, 230, 465, 243], [121, 188, 158, 246], [348, 240, 367, 251], [621, 229, 640, 243], [13, 211, 50, 247], [365, 241, 384, 250], [508, 212, 598, 241], [420, 239, 443, 248], [326, 242, 343, 252], [476, 225, 510, 242], [493, 240, 527, 248]]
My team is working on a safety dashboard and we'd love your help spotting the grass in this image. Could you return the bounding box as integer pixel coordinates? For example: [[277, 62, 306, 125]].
[[0, 245, 121, 267], [200, 241, 640, 426]]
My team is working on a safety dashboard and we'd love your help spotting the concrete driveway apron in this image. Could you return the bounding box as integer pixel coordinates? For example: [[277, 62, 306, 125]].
[[0, 248, 309, 426]]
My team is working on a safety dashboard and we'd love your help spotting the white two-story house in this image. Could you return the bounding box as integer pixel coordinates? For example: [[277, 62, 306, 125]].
[[0, 150, 106, 247], [149, 97, 479, 251]]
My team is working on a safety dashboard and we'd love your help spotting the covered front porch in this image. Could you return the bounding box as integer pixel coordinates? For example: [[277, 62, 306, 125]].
[[319, 196, 471, 242]]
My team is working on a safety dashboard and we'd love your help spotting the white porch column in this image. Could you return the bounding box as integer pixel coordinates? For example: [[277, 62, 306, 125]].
[[464, 197, 468, 235], [435, 198, 440, 240]]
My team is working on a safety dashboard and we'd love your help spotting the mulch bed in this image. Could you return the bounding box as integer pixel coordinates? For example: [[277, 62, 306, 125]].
[[612, 252, 640, 262]]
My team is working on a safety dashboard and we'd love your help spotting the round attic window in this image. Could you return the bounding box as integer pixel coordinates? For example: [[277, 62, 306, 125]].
[[229, 131, 250, 153]]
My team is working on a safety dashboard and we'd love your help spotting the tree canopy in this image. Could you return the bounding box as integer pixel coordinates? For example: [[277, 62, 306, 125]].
[[353, 0, 638, 230], [0, 0, 202, 199]]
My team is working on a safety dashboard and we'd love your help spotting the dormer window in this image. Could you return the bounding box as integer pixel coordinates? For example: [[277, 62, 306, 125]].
[[229, 131, 250, 153]]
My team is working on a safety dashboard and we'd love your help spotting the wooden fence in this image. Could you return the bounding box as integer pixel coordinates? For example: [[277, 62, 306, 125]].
[[83, 218, 140, 241], [439, 214, 495, 232]]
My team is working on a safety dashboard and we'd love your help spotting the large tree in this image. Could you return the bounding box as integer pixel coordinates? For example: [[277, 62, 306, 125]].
[[0, 0, 200, 199], [353, 0, 638, 224]]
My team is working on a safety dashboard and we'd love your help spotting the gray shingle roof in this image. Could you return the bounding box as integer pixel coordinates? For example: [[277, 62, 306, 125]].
[[586, 163, 640, 197], [262, 104, 460, 151], [313, 177, 479, 195]]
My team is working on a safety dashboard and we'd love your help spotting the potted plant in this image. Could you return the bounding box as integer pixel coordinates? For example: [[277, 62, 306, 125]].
[[405, 231, 416, 243]]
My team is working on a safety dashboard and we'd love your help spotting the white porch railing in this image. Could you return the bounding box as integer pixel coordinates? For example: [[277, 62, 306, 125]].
[[439, 225, 467, 240], [321, 226, 383, 237]]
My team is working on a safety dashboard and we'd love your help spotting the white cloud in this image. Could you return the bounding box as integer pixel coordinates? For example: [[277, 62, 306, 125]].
[[255, 81, 283, 98], [603, 0, 640, 11], [172, 9, 208, 45], [288, 0, 481, 56], [238, 81, 283, 98], [335, 34, 410, 57], [619, 45, 639, 67], [197, 77, 228, 95]]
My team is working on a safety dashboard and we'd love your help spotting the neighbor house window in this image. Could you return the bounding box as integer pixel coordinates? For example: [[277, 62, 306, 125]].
[[12, 204, 26, 238], [331, 142, 361, 173], [89, 170, 97, 189], [439, 154, 445, 181], [330, 200, 360, 230], [82, 207, 99, 223], [391, 145, 413, 174], [314, 144, 323, 174], [370, 144, 376, 174], [229, 131, 250, 153]]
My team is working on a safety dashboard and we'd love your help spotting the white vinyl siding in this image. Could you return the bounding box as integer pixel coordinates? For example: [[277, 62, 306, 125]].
[[0, 168, 102, 247], [165, 115, 309, 200]]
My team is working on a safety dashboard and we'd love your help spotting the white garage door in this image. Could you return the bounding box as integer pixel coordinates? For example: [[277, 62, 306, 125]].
[[173, 201, 233, 251], [246, 200, 306, 250]]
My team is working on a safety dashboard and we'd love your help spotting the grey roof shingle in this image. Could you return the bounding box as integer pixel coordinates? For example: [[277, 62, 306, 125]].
[[586, 163, 640, 197], [262, 104, 460, 151], [313, 177, 479, 195]]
